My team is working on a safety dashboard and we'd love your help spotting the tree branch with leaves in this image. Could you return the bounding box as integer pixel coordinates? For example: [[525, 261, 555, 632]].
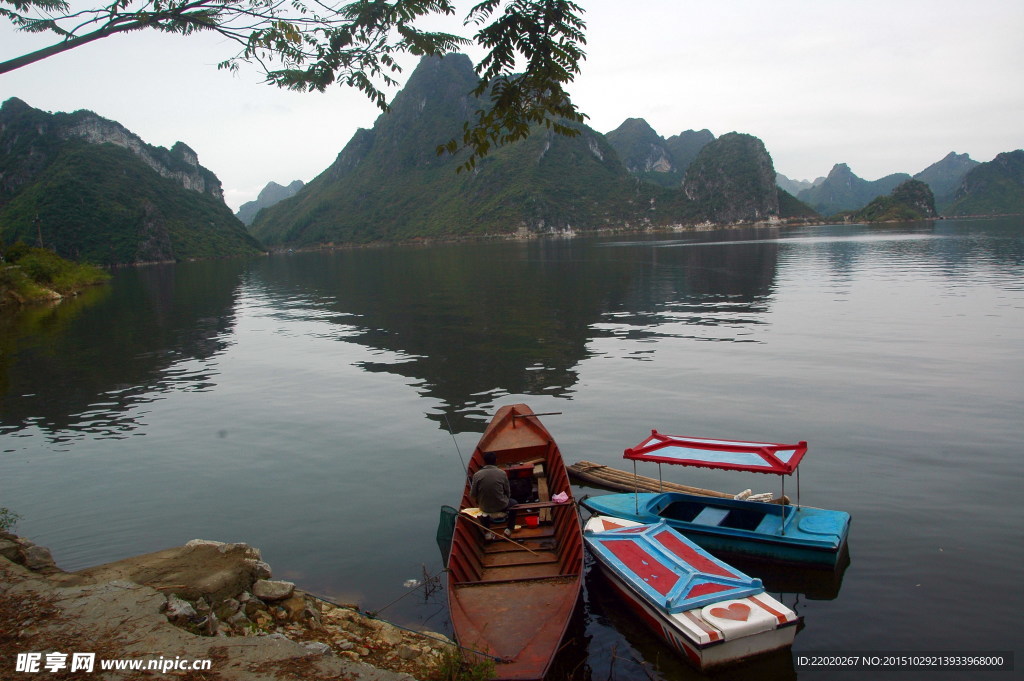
[[1, 0, 587, 167]]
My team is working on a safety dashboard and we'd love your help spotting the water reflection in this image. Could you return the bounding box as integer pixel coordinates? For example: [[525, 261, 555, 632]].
[[1, 218, 1022, 681], [0, 260, 246, 443], [716, 546, 852, 602], [240, 229, 783, 429], [583, 566, 797, 681], [3, 219, 1020, 443]]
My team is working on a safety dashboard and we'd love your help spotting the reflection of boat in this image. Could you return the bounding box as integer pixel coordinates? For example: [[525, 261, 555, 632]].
[[584, 515, 800, 671], [446, 404, 583, 681], [581, 432, 851, 566], [717, 543, 851, 601]]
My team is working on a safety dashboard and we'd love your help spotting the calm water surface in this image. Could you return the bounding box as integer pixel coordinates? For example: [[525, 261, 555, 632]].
[[2, 218, 1022, 680]]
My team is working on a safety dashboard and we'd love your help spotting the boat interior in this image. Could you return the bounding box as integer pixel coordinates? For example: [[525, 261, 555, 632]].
[[658, 498, 784, 531], [449, 439, 582, 587]]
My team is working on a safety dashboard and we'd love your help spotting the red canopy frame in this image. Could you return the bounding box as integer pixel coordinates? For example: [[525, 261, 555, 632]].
[[623, 431, 808, 476], [622, 431, 810, 524]]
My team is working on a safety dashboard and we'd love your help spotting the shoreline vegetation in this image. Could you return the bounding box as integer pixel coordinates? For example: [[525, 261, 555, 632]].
[[2, 211, 1016, 308], [0, 243, 110, 308]]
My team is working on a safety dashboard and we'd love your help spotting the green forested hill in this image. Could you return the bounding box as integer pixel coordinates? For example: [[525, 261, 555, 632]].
[[251, 55, 675, 245], [853, 179, 938, 222], [0, 98, 262, 265], [945, 150, 1024, 216], [683, 133, 781, 223], [252, 55, 787, 247], [605, 118, 683, 187]]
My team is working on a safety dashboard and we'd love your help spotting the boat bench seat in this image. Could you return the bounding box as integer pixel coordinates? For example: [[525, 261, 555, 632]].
[[692, 506, 730, 526]]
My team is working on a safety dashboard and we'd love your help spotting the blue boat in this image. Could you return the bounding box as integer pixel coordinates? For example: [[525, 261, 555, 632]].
[[584, 515, 800, 670], [582, 491, 850, 566], [580, 431, 851, 566]]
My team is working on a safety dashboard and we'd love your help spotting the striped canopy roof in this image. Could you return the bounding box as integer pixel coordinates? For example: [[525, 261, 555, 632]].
[[623, 431, 807, 475]]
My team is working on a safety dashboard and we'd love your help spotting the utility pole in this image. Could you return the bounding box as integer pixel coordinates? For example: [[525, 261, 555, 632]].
[[34, 215, 43, 249]]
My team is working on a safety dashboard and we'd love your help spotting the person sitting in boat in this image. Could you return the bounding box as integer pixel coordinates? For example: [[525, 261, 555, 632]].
[[471, 451, 518, 537]]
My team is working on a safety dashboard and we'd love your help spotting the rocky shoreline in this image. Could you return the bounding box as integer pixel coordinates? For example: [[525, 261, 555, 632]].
[[1, 531, 457, 680]]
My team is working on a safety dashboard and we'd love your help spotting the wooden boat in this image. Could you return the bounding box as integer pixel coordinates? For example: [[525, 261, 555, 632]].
[[447, 404, 584, 680], [580, 432, 851, 566], [584, 515, 800, 670]]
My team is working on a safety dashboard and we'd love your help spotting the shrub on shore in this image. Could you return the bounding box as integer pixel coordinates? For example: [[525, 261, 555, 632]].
[[1, 242, 109, 306]]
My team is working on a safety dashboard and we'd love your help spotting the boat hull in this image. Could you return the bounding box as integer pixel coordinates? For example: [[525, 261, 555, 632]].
[[582, 492, 850, 567], [583, 515, 799, 670], [447, 404, 583, 680], [593, 562, 798, 670]]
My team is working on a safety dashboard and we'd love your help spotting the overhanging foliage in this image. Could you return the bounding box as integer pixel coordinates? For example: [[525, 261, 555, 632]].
[[0, 0, 587, 168]]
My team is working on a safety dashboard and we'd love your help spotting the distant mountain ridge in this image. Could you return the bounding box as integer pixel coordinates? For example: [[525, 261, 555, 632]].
[[4, 78, 1020, 263], [914, 152, 979, 209], [796, 163, 912, 216], [946, 150, 1024, 216], [605, 119, 714, 188], [789, 152, 998, 217], [251, 55, 793, 247], [776, 173, 824, 196], [0, 97, 261, 264], [236, 180, 304, 225]]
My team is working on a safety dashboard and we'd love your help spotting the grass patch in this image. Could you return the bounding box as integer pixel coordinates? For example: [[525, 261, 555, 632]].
[[1, 243, 109, 306], [426, 646, 497, 681]]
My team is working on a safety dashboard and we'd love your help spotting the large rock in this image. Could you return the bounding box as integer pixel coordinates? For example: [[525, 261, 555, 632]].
[[164, 594, 197, 622], [1, 534, 444, 680], [253, 579, 296, 602], [0, 532, 59, 573], [60, 540, 262, 603]]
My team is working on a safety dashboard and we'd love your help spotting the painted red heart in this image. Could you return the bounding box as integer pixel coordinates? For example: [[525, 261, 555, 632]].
[[709, 603, 751, 621]]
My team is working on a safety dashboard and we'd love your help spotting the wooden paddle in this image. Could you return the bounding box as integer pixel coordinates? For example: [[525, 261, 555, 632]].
[[459, 513, 542, 556]]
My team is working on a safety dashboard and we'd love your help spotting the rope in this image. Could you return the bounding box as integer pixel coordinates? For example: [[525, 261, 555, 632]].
[[363, 566, 448, 617]]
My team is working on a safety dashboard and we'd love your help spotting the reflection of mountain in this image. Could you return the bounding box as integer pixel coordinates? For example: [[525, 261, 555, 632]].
[[1, 234, 786, 438], [0, 260, 245, 439], [248, 233, 781, 430], [596, 231, 779, 347]]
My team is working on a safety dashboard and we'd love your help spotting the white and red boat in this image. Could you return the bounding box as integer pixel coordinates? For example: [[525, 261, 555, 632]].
[[584, 515, 800, 670]]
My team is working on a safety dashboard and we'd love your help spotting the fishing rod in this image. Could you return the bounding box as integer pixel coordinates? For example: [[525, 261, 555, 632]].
[[442, 413, 468, 476]]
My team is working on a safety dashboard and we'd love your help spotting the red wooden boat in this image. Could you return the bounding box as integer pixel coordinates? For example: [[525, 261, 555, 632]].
[[447, 404, 584, 680]]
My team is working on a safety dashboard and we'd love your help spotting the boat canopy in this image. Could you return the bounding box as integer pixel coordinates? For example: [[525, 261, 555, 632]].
[[586, 520, 763, 613], [624, 431, 807, 475]]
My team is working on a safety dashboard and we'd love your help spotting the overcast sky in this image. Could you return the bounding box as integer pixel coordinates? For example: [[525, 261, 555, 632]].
[[2, 0, 1022, 211]]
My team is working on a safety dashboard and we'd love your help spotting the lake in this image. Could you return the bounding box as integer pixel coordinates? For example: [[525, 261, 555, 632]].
[[1, 217, 1021, 680]]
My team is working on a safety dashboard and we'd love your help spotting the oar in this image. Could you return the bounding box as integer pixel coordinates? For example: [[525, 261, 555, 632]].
[[459, 513, 542, 556]]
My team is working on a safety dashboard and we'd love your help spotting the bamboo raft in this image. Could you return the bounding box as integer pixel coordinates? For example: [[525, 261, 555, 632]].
[[569, 460, 734, 497], [568, 460, 788, 503]]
